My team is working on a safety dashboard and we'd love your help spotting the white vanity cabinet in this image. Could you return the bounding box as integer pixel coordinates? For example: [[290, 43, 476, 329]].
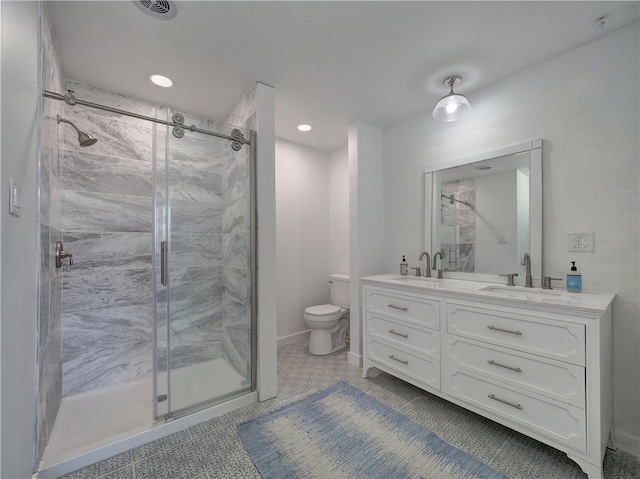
[[361, 276, 615, 479], [444, 301, 589, 452], [363, 288, 441, 390]]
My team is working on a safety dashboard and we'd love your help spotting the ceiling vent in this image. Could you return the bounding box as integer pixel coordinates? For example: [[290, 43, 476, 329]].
[[133, 0, 177, 20]]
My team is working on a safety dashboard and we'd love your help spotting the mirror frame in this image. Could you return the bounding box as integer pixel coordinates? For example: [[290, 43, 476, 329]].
[[424, 139, 543, 285]]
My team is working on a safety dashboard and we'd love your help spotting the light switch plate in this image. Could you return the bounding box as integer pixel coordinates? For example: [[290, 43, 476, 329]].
[[9, 178, 21, 217]]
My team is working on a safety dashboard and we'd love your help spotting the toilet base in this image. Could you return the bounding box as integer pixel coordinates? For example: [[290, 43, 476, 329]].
[[308, 317, 349, 356]]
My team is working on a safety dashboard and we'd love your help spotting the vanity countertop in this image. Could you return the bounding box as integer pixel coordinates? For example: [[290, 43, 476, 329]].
[[361, 273, 616, 314]]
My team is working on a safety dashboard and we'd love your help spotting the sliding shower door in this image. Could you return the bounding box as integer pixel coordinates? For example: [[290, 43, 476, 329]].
[[154, 110, 255, 419]]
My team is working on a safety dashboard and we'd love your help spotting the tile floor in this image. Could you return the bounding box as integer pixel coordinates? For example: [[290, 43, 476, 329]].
[[60, 341, 639, 479]]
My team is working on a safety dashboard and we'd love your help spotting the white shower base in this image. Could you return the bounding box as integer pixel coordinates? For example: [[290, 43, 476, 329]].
[[40, 357, 248, 470]]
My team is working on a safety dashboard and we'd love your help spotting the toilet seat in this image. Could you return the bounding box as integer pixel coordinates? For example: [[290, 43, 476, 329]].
[[304, 304, 342, 317]]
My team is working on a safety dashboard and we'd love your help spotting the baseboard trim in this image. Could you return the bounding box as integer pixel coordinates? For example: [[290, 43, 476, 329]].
[[277, 330, 310, 347], [347, 351, 362, 367], [614, 428, 640, 457]]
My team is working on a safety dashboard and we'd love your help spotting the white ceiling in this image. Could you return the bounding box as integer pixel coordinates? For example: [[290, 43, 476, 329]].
[[47, 1, 639, 152]]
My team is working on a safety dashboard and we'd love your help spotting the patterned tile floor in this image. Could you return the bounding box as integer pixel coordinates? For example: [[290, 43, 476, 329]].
[[60, 341, 639, 479]]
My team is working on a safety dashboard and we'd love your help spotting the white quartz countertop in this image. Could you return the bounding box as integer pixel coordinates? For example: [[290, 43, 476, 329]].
[[361, 273, 616, 314]]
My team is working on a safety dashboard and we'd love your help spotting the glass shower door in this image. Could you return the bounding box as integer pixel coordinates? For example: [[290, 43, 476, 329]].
[[154, 111, 254, 419]]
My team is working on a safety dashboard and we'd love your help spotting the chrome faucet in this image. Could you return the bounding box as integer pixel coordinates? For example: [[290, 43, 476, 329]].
[[432, 251, 443, 279], [521, 253, 533, 288], [419, 251, 431, 277]]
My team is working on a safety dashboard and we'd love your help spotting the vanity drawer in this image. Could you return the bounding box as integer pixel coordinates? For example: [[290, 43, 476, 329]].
[[446, 337, 585, 408], [367, 337, 440, 389], [365, 289, 440, 330], [446, 303, 585, 366], [367, 313, 439, 359], [446, 368, 586, 451]]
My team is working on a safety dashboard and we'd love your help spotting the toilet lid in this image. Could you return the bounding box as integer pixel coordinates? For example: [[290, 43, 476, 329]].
[[305, 304, 342, 316]]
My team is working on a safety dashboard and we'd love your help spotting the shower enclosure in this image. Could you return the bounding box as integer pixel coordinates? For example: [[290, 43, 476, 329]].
[[38, 82, 257, 472]]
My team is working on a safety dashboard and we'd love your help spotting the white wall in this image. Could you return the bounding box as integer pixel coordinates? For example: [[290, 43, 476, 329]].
[[516, 169, 530, 276], [475, 170, 517, 274], [274, 140, 350, 346], [275, 140, 331, 342], [254, 83, 278, 402], [382, 23, 640, 454], [349, 121, 386, 365], [1, 1, 39, 476], [329, 145, 349, 275]]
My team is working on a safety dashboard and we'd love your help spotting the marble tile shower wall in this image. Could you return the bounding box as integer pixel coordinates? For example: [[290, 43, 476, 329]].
[[156, 118, 226, 372], [221, 138, 251, 379], [37, 6, 65, 465], [60, 80, 155, 396], [440, 179, 476, 273], [222, 86, 257, 380]]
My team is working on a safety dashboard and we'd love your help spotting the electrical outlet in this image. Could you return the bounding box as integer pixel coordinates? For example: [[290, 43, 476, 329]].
[[568, 232, 595, 252], [580, 232, 595, 251], [568, 233, 579, 250]]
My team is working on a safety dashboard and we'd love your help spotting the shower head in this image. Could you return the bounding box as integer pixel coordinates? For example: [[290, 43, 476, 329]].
[[77, 130, 98, 147], [57, 114, 97, 147]]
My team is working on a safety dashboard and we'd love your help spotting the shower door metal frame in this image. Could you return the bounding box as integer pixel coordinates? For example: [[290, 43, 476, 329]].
[[249, 130, 258, 390]]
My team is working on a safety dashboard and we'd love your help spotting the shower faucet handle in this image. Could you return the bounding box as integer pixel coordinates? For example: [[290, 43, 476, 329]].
[[55, 241, 73, 268]]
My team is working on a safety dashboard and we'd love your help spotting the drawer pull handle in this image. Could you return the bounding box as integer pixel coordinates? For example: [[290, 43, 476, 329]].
[[488, 360, 522, 373], [488, 394, 523, 410], [388, 304, 408, 311], [388, 329, 408, 338], [388, 355, 408, 365], [487, 325, 522, 336]]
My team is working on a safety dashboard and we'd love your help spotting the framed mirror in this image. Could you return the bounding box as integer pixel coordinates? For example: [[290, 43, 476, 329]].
[[424, 139, 542, 285]]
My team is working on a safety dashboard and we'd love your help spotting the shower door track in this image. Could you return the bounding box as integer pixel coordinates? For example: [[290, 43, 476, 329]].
[[43, 90, 251, 149]]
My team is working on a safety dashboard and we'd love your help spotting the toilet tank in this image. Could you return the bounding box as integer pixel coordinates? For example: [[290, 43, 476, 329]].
[[329, 273, 350, 309]]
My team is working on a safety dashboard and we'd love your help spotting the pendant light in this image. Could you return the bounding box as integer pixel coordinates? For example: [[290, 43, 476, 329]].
[[432, 75, 471, 122]]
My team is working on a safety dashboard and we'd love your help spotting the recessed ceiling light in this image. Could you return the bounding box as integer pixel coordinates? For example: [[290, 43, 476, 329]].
[[149, 74, 173, 87], [297, 124, 312, 132]]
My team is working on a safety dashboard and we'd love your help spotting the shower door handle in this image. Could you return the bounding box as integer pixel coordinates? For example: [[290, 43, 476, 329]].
[[161, 241, 168, 286]]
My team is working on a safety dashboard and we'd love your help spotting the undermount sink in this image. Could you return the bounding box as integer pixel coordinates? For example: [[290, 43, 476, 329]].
[[389, 275, 440, 282], [480, 285, 561, 298]]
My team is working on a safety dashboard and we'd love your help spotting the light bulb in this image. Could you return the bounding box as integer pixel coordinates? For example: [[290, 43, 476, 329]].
[[446, 103, 458, 114]]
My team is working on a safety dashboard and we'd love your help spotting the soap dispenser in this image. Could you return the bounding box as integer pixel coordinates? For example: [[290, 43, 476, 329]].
[[566, 261, 582, 293], [400, 255, 408, 275]]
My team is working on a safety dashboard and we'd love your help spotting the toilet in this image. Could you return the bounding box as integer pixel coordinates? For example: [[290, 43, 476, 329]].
[[304, 273, 350, 355]]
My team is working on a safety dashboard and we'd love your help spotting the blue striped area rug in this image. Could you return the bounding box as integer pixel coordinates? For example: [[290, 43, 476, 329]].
[[238, 382, 508, 479]]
